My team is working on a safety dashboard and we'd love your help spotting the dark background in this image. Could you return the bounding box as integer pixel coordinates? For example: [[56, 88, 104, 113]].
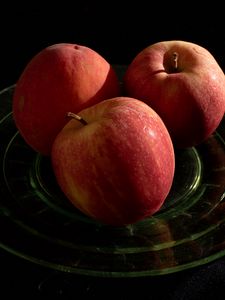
[[1, 2, 225, 298], [1, 3, 225, 89]]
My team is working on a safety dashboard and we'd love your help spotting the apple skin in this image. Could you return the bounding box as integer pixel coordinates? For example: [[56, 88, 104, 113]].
[[51, 97, 175, 226], [123, 40, 225, 148], [12, 43, 121, 155]]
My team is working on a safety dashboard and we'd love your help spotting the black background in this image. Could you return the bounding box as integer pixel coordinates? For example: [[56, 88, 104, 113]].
[[1, 3, 225, 89], [1, 2, 225, 298]]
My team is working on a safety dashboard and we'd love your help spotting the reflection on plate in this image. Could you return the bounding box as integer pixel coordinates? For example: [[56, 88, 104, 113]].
[[0, 82, 225, 278]]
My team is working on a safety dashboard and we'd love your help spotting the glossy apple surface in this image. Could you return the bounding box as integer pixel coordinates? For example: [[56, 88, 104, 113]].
[[13, 43, 121, 155], [51, 97, 175, 226], [123, 40, 225, 148]]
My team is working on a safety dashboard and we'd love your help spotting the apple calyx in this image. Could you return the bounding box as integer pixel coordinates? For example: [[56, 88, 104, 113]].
[[165, 51, 180, 74], [67, 112, 87, 125], [173, 52, 178, 70]]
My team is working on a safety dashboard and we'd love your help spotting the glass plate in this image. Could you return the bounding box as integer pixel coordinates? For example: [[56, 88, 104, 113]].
[[0, 80, 225, 278]]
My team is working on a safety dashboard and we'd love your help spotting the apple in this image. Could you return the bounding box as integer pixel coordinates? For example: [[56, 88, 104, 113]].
[[123, 40, 225, 148], [51, 97, 175, 226], [12, 43, 121, 155]]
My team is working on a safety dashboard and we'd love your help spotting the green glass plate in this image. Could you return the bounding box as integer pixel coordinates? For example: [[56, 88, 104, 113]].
[[0, 79, 225, 278]]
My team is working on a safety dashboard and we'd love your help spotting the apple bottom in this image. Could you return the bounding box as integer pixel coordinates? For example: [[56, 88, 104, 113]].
[[52, 141, 172, 226], [12, 43, 121, 155]]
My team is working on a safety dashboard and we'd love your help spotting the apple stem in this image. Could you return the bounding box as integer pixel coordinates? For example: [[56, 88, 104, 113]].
[[173, 52, 178, 70], [67, 112, 87, 125]]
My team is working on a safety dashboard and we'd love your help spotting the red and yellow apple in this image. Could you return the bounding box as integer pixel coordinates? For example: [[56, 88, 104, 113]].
[[51, 97, 175, 226], [13, 43, 121, 155], [123, 40, 225, 148]]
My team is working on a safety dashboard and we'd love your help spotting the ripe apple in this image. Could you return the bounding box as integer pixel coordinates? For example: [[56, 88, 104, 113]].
[[12, 43, 121, 155], [51, 97, 175, 226], [123, 40, 225, 148]]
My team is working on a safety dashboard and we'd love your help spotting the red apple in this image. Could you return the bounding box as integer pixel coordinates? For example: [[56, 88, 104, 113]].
[[12, 43, 121, 155], [123, 40, 225, 148], [51, 97, 175, 226]]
